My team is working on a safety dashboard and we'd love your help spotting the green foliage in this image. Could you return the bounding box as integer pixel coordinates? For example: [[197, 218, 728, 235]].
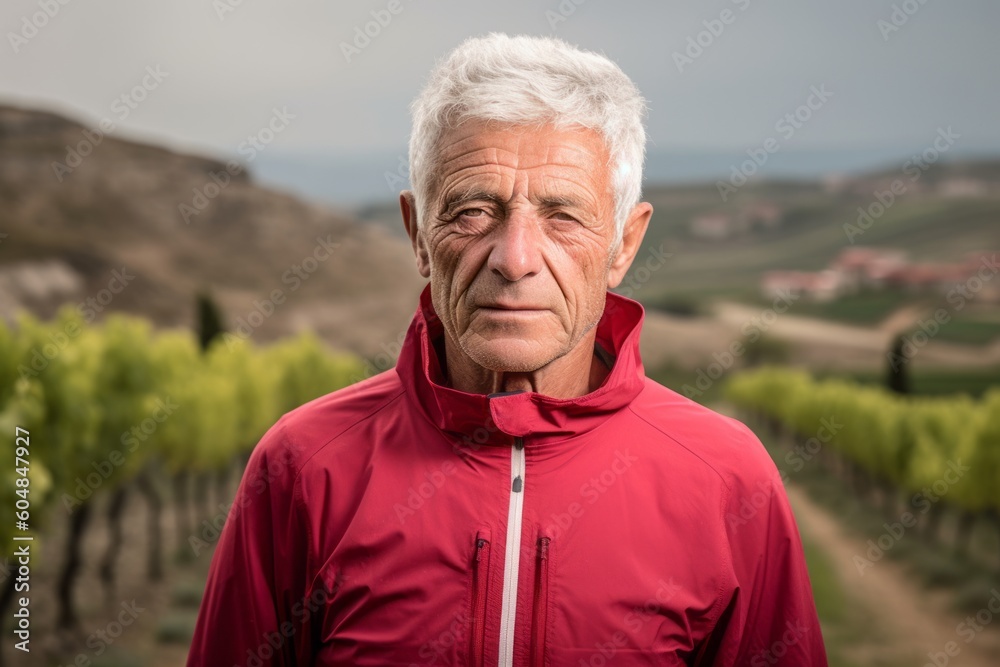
[[265, 331, 366, 414], [725, 366, 1000, 514], [823, 366, 999, 399], [0, 311, 363, 547]]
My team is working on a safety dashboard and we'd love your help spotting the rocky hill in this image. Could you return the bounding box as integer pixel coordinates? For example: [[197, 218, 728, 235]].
[[0, 104, 424, 361]]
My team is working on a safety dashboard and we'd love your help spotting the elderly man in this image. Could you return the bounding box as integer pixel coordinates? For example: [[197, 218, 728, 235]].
[[188, 33, 828, 666]]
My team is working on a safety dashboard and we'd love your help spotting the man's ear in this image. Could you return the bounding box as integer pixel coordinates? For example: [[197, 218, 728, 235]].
[[400, 190, 431, 278], [607, 201, 653, 289]]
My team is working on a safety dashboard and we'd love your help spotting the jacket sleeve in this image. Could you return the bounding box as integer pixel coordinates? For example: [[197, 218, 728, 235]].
[[695, 427, 829, 666], [186, 420, 319, 666]]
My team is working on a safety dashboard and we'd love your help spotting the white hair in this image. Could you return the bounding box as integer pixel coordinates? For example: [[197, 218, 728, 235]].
[[407, 32, 648, 251]]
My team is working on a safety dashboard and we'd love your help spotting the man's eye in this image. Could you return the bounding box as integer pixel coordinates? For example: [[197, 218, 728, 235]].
[[459, 208, 486, 218], [550, 211, 578, 223]]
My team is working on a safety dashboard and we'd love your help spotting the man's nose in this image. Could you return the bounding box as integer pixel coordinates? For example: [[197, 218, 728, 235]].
[[486, 210, 544, 282]]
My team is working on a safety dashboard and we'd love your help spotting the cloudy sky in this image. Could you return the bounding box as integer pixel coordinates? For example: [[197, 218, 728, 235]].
[[2, 0, 997, 201]]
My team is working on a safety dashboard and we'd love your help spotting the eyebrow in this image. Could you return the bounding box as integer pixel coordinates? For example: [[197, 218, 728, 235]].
[[439, 189, 506, 217], [439, 189, 584, 217], [537, 195, 582, 210]]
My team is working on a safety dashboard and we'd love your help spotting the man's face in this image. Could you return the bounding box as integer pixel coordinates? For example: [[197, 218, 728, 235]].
[[405, 120, 629, 374]]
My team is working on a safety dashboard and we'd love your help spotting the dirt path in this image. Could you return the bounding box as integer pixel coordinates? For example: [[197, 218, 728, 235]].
[[635, 301, 998, 373], [785, 484, 1000, 666], [878, 303, 929, 335], [712, 300, 1000, 368]]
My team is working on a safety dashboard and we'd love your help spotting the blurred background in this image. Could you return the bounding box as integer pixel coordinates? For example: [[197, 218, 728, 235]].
[[1, 1, 998, 665]]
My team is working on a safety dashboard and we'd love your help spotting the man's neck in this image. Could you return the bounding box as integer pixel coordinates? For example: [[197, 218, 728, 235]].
[[438, 329, 611, 399]]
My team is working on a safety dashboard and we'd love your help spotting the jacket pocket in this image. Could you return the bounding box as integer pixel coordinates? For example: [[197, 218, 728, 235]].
[[532, 535, 551, 666], [469, 528, 491, 667]]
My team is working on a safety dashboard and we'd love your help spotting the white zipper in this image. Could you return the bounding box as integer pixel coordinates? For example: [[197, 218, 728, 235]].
[[498, 436, 525, 666]]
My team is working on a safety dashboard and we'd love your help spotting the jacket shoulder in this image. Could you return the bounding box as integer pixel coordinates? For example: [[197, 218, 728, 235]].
[[628, 377, 779, 493], [255, 369, 406, 476]]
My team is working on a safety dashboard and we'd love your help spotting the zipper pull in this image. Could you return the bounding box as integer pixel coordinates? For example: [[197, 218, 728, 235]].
[[512, 436, 525, 493]]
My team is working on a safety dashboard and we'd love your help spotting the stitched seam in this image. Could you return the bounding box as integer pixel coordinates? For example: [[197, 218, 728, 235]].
[[627, 404, 734, 494], [287, 386, 408, 486]]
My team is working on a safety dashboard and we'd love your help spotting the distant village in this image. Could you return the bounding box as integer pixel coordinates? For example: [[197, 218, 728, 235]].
[[686, 171, 998, 305], [760, 247, 999, 304]]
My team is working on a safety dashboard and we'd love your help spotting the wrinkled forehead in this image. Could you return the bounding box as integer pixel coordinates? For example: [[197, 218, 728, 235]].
[[426, 119, 613, 199]]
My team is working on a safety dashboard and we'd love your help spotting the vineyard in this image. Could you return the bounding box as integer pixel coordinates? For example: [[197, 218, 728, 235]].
[[4, 310, 1000, 663], [725, 366, 1000, 566], [0, 305, 364, 650]]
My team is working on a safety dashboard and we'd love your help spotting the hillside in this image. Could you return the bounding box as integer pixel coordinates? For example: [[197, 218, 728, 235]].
[[356, 160, 999, 304], [0, 104, 424, 360], [1, 102, 997, 376], [633, 166, 999, 304]]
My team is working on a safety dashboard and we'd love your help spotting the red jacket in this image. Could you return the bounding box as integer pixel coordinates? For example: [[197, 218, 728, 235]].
[[188, 284, 828, 666]]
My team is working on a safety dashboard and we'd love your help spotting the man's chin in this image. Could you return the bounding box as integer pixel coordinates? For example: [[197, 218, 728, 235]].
[[461, 338, 558, 374]]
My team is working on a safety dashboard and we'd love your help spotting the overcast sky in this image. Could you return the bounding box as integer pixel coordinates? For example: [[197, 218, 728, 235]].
[[2, 0, 998, 164]]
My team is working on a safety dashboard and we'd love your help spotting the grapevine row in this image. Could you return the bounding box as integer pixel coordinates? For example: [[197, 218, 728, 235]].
[[724, 366, 1000, 562], [0, 306, 365, 632]]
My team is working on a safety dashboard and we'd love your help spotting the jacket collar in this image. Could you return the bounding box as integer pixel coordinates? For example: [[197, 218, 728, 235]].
[[395, 283, 647, 448]]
